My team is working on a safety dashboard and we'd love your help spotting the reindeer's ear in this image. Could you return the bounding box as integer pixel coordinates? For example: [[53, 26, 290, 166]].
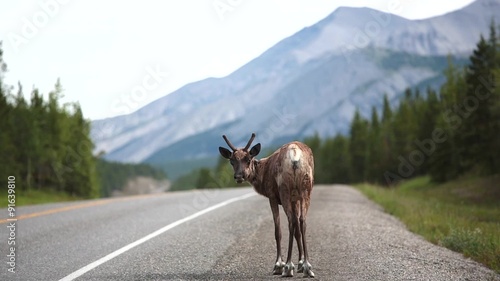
[[219, 147, 232, 159], [249, 143, 261, 157]]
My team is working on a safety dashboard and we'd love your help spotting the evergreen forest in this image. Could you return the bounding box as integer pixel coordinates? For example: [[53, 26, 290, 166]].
[[308, 23, 500, 186], [0, 42, 166, 198]]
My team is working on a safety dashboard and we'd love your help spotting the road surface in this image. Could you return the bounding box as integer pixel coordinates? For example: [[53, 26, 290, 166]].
[[1, 185, 498, 280]]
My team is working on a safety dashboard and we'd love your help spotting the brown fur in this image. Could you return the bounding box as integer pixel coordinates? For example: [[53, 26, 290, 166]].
[[219, 134, 315, 277]]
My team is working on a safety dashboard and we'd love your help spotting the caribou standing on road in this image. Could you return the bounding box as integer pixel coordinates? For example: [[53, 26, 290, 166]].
[[219, 133, 315, 278]]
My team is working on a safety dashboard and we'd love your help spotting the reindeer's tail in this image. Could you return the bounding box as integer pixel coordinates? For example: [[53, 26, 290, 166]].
[[288, 143, 303, 171], [286, 143, 312, 202]]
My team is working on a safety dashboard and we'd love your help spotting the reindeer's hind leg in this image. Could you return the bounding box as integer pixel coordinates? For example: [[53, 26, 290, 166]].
[[278, 188, 293, 278], [282, 199, 301, 277], [295, 220, 304, 273], [300, 194, 315, 278]]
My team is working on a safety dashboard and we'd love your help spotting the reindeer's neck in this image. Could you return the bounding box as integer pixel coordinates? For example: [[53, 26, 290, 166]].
[[247, 158, 269, 197]]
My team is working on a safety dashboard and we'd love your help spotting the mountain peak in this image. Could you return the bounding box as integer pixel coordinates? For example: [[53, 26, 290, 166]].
[[92, 0, 500, 167]]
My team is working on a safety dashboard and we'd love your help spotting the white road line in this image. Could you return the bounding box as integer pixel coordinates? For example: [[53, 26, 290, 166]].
[[59, 192, 256, 281]]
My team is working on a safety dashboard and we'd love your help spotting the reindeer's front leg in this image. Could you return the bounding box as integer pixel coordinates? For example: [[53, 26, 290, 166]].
[[270, 199, 284, 275]]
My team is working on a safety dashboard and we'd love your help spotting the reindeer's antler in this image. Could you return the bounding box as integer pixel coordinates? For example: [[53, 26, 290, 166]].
[[244, 133, 256, 150], [222, 135, 238, 151]]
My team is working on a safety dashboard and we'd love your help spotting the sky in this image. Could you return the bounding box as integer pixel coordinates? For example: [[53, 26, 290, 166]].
[[0, 0, 475, 120]]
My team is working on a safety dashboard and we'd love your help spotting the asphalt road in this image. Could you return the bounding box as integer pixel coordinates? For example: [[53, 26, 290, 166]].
[[1, 185, 498, 281]]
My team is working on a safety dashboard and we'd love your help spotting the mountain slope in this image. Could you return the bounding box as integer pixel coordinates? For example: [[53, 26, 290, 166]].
[[145, 49, 465, 164], [91, 0, 500, 169]]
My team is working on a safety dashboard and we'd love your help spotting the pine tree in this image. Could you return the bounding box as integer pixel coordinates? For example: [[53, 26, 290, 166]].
[[382, 93, 393, 123], [379, 96, 397, 185], [64, 103, 99, 198], [0, 44, 17, 187], [392, 94, 418, 165], [48, 89, 99, 198], [30, 88, 50, 190], [10, 87, 39, 191], [0, 91, 14, 180], [366, 106, 384, 183], [316, 137, 333, 183], [349, 109, 369, 183], [429, 59, 467, 182], [46, 79, 69, 190], [414, 88, 439, 174], [459, 28, 497, 175], [485, 21, 500, 174], [324, 135, 351, 183]]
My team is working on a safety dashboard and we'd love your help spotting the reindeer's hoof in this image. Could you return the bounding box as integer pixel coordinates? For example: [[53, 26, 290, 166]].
[[273, 261, 285, 275], [297, 260, 304, 273], [302, 261, 315, 278], [282, 262, 294, 277]]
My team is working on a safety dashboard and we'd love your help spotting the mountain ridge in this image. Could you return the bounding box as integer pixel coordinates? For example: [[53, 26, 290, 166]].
[[91, 0, 500, 171]]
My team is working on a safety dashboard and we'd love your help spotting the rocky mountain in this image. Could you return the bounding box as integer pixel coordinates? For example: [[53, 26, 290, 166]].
[[91, 0, 500, 176]]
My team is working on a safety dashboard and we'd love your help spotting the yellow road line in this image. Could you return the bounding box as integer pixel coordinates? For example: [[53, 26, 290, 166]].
[[0, 193, 163, 224]]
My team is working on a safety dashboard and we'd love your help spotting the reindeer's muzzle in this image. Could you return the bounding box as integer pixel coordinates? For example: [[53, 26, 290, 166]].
[[234, 173, 244, 184]]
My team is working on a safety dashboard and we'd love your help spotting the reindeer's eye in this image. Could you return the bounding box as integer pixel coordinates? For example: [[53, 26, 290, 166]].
[[229, 159, 236, 166], [245, 157, 251, 164]]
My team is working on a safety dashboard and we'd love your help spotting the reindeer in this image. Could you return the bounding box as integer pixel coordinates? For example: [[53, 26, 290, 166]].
[[219, 133, 315, 278]]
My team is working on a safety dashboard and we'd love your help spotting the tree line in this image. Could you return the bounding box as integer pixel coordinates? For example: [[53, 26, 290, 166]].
[[306, 23, 499, 186], [0, 78, 99, 197], [0, 43, 166, 198]]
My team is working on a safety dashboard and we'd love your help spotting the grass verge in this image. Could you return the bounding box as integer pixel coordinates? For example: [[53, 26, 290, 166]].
[[355, 175, 500, 273], [1, 188, 82, 207]]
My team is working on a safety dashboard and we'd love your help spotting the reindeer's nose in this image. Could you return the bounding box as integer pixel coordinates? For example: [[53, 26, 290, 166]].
[[234, 174, 244, 183]]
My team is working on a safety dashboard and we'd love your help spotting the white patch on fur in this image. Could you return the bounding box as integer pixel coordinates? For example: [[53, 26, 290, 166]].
[[288, 144, 302, 162], [276, 174, 283, 186]]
